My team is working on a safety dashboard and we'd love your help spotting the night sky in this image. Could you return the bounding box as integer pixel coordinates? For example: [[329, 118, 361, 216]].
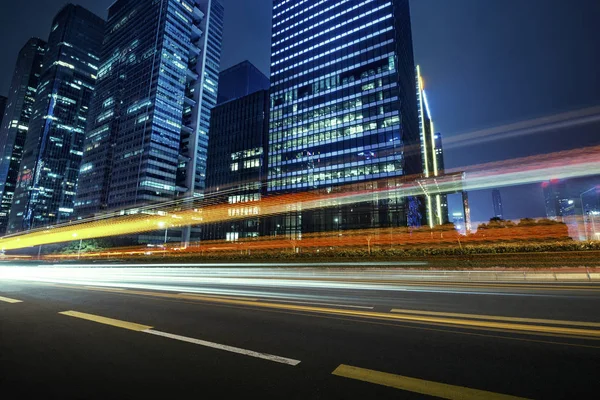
[[0, 0, 599, 223]]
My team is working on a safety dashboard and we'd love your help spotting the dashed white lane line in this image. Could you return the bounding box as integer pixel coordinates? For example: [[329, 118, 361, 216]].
[[143, 329, 301, 366], [59, 310, 300, 366]]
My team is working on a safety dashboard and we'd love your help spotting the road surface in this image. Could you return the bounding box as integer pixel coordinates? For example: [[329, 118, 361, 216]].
[[1, 262, 599, 399]]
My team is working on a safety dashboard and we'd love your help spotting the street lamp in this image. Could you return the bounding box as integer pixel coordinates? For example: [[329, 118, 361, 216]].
[[72, 233, 82, 259], [158, 222, 168, 256]]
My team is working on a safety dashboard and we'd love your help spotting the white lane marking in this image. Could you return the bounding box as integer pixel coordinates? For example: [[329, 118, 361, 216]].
[[259, 298, 374, 310], [143, 329, 301, 366]]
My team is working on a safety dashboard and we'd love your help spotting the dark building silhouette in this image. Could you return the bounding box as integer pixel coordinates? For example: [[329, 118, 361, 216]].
[[8, 5, 104, 233], [0, 96, 6, 125], [0, 38, 46, 235], [492, 189, 504, 219], [217, 61, 270, 104], [204, 88, 269, 240], [267, 0, 423, 237]]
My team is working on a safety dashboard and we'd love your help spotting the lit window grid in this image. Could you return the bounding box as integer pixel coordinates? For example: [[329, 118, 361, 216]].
[[270, 57, 396, 118], [272, 17, 393, 71], [273, 0, 329, 28], [272, 6, 392, 65], [271, 40, 394, 88], [270, 81, 397, 131], [273, 128, 401, 166], [269, 101, 400, 156], [272, 0, 382, 51], [270, 74, 398, 141], [272, 27, 393, 78], [269, 119, 400, 166], [267, 159, 404, 192]]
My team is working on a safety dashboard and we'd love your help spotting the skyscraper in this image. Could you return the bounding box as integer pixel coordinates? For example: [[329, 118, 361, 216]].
[[217, 60, 270, 104], [543, 180, 570, 220], [492, 189, 504, 219], [581, 186, 600, 241], [75, 0, 224, 221], [267, 0, 423, 236], [0, 38, 46, 235], [8, 5, 104, 233], [204, 88, 269, 241], [417, 65, 448, 226]]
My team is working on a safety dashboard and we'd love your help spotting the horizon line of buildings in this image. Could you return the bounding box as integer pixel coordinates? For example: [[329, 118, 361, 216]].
[[0, 0, 462, 244]]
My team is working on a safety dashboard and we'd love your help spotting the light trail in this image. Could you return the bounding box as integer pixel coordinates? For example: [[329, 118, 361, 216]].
[[442, 105, 600, 150], [0, 145, 598, 251]]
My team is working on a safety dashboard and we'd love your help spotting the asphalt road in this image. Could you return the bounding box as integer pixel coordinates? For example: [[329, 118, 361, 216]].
[[1, 263, 600, 399]]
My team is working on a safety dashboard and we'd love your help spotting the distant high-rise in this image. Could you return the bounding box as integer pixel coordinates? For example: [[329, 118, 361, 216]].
[[8, 5, 104, 233], [268, 0, 423, 236], [452, 212, 465, 235], [434, 133, 445, 173], [581, 186, 600, 241], [75, 0, 224, 221], [492, 189, 504, 219], [543, 180, 570, 220], [217, 61, 270, 104], [204, 88, 269, 241], [0, 38, 46, 235], [417, 66, 448, 226]]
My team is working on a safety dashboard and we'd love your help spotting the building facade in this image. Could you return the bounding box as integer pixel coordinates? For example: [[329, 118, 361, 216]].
[[204, 88, 269, 241], [217, 60, 270, 104], [75, 0, 224, 222], [8, 6, 104, 233], [492, 189, 504, 219], [0, 38, 46, 235], [267, 0, 423, 237]]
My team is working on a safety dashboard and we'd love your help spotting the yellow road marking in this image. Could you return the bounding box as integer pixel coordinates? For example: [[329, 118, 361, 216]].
[[0, 295, 22, 303], [213, 276, 600, 291], [55, 285, 600, 340], [332, 364, 530, 400], [176, 293, 258, 302], [390, 308, 600, 328], [50, 284, 257, 302], [59, 310, 153, 331]]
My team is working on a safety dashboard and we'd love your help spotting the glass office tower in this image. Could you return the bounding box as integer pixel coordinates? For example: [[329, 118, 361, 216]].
[[75, 0, 224, 220], [8, 5, 104, 233], [268, 0, 423, 236], [0, 38, 46, 235]]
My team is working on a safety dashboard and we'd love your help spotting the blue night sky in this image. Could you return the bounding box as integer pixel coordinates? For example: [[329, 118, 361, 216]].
[[1, 0, 599, 223]]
